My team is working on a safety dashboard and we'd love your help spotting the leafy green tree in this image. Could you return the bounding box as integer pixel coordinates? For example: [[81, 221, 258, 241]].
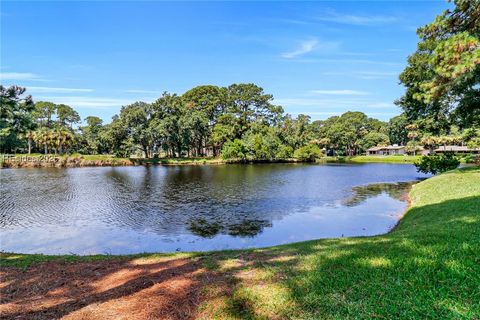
[[56, 104, 80, 129], [319, 112, 368, 155], [415, 153, 460, 174], [0, 85, 35, 152], [182, 85, 226, 156], [359, 132, 390, 151], [243, 125, 283, 160], [226, 83, 283, 138], [467, 138, 480, 149], [279, 114, 312, 151], [118, 102, 155, 158], [151, 93, 186, 157], [2, 82, 431, 160], [211, 114, 239, 153], [388, 114, 409, 145], [276, 145, 294, 159], [34, 101, 57, 128], [80, 116, 105, 154], [462, 127, 479, 143], [221, 139, 248, 161], [103, 116, 130, 157], [406, 123, 421, 155], [293, 144, 323, 162], [398, 0, 480, 128]]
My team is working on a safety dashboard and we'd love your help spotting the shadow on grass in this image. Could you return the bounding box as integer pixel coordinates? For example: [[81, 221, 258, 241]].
[[1, 196, 479, 319], [198, 195, 480, 319]]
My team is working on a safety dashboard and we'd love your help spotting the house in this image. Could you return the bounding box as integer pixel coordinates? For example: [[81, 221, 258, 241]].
[[407, 146, 430, 156], [434, 145, 480, 154], [366, 144, 406, 156]]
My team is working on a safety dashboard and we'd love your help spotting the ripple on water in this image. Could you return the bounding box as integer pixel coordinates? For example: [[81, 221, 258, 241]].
[[0, 164, 430, 254]]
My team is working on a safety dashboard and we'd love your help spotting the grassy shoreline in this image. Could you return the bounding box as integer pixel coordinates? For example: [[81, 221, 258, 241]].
[[1, 153, 431, 168], [0, 153, 306, 168], [330, 155, 423, 163], [1, 167, 479, 318]]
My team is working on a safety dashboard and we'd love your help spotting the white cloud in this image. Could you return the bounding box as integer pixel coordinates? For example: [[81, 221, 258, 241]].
[[317, 12, 399, 25], [281, 39, 320, 59], [311, 89, 370, 96], [27, 86, 94, 93], [0, 72, 42, 81]]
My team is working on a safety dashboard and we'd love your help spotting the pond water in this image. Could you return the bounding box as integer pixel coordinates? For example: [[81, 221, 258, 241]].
[[0, 163, 429, 255]]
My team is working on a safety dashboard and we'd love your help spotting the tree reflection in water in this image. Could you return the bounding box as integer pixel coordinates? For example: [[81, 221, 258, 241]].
[[188, 218, 272, 237], [0, 164, 430, 254], [343, 182, 415, 207]]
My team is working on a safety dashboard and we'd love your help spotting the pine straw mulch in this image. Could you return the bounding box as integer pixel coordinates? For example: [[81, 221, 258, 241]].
[[0, 255, 227, 320]]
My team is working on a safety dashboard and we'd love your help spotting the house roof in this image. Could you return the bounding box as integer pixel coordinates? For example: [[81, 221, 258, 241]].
[[367, 145, 405, 151], [434, 145, 479, 152]]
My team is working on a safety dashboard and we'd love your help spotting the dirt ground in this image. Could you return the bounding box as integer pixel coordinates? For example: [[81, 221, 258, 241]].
[[0, 256, 221, 320]]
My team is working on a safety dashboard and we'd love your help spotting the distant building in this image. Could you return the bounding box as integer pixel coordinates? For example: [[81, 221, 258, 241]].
[[366, 144, 406, 156], [434, 146, 480, 154], [367, 144, 480, 156], [407, 146, 430, 156]]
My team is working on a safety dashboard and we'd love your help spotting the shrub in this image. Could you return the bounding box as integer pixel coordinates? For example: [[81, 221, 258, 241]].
[[276, 145, 294, 159], [293, 144, 323, 162], [464, 154, 480, 164], [221, 139, 248, 160], [414, 153, 460, 174], [244, 133, 272, 160]]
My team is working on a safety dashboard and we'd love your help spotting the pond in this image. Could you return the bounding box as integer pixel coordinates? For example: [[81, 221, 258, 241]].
[[0, 163, 429, 255]]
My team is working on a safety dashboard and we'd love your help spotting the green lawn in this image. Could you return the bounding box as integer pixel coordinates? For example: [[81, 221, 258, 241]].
[[1, 167, 479, 319], [327, 154, 474, 164], [196, 167, 480, 319], [2, 153, 475, 168], [0, 153, 130, 162], [0, 153, 223, 167], [332, 155, 423, 163], [137, 156, 222, 165]]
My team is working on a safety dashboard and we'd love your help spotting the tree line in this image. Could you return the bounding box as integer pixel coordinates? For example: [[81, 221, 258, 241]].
[[1, 81, 478, 161], [0, 84, 387, 159], [1, 1, 478, 160]]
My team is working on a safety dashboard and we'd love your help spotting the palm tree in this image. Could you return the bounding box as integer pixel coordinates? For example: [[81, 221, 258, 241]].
[[20, 130, 36, 154], [34, 128, 56, 154], [52, 127, 75, 154], [33, 128, 47, 154]]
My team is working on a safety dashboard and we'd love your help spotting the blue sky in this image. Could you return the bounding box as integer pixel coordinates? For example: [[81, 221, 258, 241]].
[[1, 1, 449, 123]]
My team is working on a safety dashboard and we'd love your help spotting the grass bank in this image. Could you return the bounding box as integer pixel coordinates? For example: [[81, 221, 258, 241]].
[[325, 155, 423, 164], [0, 154, 225, 168], [0, 154, 302, 168], [326, 154, 475, 164], [1, 167, 479, 319], [0, 153, 134, 168], [2, 153, 476, 169]]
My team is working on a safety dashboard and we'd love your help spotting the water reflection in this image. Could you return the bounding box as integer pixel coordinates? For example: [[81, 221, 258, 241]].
[[0, 163, 430, 254], [343, 182, 414, 207], [188, 218, 272, 238]]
